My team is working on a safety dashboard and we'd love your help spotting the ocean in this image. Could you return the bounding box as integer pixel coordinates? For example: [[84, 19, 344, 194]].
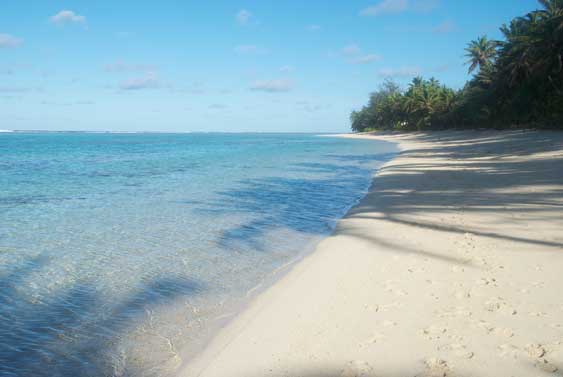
[[0, 132, 397, 377]]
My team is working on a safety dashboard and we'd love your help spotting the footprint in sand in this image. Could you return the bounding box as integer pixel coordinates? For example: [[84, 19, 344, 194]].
[[498, 344, 519, 359], [524, 344, 559, 373], [454, 290, 471, 300], [451, 265, 465, 273], [483, 297, 517, 315], [492, 327, 514, 338], [438, 307, 472, 318], [359, 332, 386, 348], [525, 343, 547, 358], [340, 360, 374, 377], [419, 326, 448, 341], [477, 277, 498, 287], [418, 358, 451, 377], [440, 343, 474, 359]]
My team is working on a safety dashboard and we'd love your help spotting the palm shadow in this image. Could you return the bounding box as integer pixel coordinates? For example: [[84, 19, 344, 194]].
[[193, 151, 397, 252], [0, 255, 203, 377], [344, 130, 563, 254]]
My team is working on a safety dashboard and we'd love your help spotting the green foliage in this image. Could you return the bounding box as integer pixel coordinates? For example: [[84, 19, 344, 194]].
[[351, 0, 563, 132]]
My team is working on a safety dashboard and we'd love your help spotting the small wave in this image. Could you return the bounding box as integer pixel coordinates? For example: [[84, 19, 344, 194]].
[[0, 129, 14, 133]]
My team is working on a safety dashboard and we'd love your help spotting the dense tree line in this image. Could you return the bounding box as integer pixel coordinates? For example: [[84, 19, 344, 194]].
[[351, 0, 563, 131]]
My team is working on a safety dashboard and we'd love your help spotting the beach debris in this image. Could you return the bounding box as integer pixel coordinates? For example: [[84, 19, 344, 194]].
[[340, 360, 374, 377]]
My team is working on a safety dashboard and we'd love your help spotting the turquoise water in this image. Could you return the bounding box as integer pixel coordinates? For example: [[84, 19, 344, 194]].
[[0, 132, 397, 377]]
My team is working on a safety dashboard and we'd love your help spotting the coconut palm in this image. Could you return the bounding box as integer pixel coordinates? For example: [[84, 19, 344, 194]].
[[465, 36, 498, 74]]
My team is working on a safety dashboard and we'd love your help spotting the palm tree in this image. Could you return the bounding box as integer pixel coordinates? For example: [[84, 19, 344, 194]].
[[465, 36, 498, 73]]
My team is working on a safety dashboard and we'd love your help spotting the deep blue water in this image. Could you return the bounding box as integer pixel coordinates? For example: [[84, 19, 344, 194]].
[[0, 132, 397, 377]]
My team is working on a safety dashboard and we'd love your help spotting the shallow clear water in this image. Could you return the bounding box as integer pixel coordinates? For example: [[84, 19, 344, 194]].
[[0, 132, 397, 377]]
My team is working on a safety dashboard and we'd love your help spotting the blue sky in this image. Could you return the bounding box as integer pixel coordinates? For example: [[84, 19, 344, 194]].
[[1, 0, 540, 132]]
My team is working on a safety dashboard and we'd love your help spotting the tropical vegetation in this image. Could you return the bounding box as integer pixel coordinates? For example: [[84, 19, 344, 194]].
[[351, 0, 563, 131]]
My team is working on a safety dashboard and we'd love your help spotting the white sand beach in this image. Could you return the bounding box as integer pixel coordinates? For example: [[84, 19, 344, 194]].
[[180, 130, 563, 377]]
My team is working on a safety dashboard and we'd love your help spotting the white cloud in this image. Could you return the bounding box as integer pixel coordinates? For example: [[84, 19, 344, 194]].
[[0, 34, 23, 48], [119, 73, 161, 90], [209, 104, 228, 109], [104, 60, 157, 73], [360, 0, 408, 16], [360, 0, 439, 16], [50, 10, 86, 25], [250, 79, 293, 93], [307, 24, 321, 31], [378, 66, 421, 78], [234, 44, 268, 55], [351, 54, 383, 64], [236, 10, 252, 25]]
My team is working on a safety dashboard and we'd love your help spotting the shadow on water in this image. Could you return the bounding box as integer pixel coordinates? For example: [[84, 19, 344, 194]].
[[0, 255, 203, 377], [193, 152, 397, 252]]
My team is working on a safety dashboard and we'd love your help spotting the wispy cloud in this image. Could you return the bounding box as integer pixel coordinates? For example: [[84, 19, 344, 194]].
[[250, 79, 293, 93], [236, 10, 252, 25], [360, 0, 438, 16], [340, 44, 382, 64], [296, 101, 329, 113], [234, 44, 269, 55], [360, 0, 408, 16], [307, 24, 321, 31], [351, 54, 383, 64], [0, 34, 23, 48], [341, 44, 362, 56], [378, 66, 421, 78], [119, 73, 161, 90], [50, 10, 87, 25], [40, 100, 94, 106], [0, 86, 33, 93]]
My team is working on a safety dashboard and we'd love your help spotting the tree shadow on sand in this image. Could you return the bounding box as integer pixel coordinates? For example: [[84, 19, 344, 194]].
[[344, 130, 563, 254]]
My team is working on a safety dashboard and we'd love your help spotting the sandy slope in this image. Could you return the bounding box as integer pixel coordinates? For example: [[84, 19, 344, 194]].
[[180, 130, 563, 377]]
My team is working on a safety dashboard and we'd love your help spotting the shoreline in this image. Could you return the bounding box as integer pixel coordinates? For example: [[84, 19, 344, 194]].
[[176, 136, 400, 372], [179, 130, 563, 377]]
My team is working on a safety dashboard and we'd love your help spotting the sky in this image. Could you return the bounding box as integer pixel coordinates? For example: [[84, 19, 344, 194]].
[[0, 0, 541, 132]]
